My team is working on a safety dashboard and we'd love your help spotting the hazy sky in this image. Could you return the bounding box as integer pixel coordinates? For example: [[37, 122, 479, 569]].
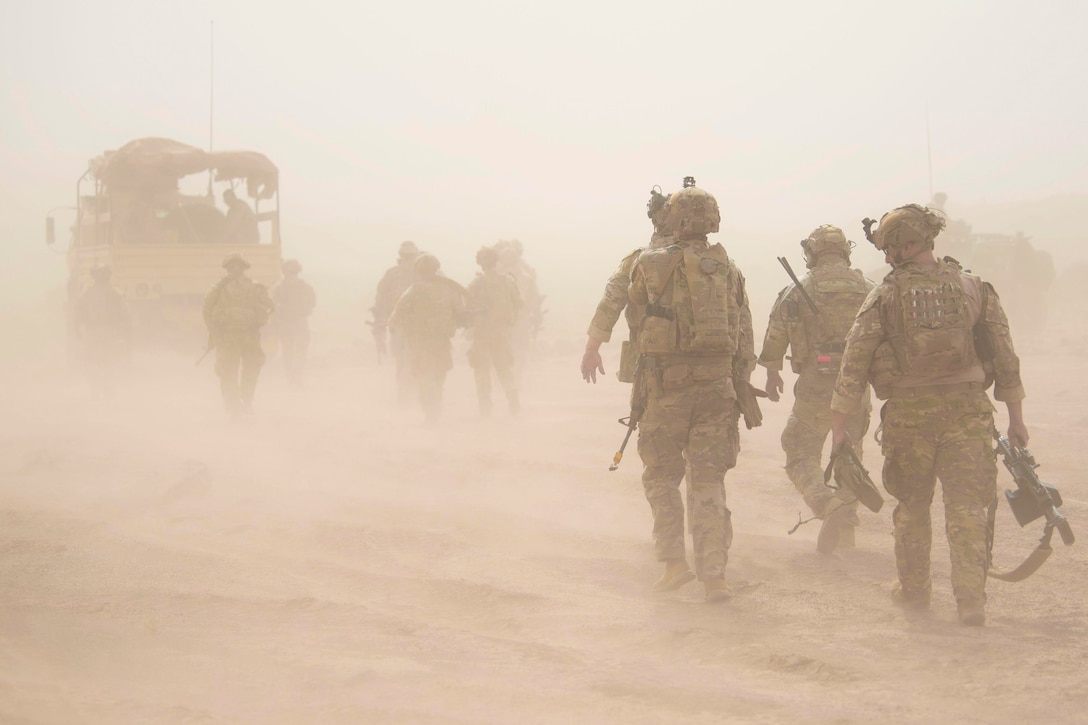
[[2, 0, 1086, 300]]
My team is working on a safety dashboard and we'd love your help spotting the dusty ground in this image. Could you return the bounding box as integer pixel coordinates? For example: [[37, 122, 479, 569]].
[[1, 338, 1086, 724]]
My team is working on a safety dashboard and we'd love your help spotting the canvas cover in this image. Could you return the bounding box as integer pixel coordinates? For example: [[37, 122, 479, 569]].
[[92, 137, 278, 197]]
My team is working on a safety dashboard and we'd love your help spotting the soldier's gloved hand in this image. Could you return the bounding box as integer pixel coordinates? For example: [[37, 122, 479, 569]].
[[581, 349, 605, 384], [765, 369, 784, 402]]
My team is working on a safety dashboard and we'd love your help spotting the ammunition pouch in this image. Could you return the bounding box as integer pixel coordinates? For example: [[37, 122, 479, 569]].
[[645, 302, 674, 320]]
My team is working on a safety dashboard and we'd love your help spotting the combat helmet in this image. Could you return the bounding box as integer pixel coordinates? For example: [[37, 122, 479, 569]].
[[865, 204, 945, 252], [398, 241, 420, 260], [222, 253, 250, 270], [282, 259, 302, 275], [414, 253, 440, 277], [661, 177, 720, 240], [801, 225, 854, 268], [90, 264, 112, 282], [475, 246, 499, 269]]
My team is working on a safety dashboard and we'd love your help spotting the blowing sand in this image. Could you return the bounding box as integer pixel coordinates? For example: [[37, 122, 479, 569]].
[[1, 342, 1085, 724]]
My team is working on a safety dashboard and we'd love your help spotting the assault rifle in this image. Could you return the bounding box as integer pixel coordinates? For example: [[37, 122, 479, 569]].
[[609, 356, 654, 471], [777, 256, 820, 315], [989, 431, 1075, 582]]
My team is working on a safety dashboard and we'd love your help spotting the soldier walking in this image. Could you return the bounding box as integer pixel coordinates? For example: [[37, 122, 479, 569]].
[[830, 203, 1028, 626], [74, 264, 130, 396], [625, 179, 756, 602], [372, 241, 422, 404], [203, 253, 274, 415], [758, 225, 875, 553], [272, 259, 316, 385], [466, 246, 521, 416], [388, 254, 466, 424]]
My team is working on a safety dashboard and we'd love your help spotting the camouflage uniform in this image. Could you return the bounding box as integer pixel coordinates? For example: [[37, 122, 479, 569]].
[[467, 247, 522, 415], [74, 267, 130, 395], [388, 255, 466, 423], [496, 241, 543, 373], [373, 242, 421, 404], [832, 205, 1025, 619], [758, 228, 874, 546], [628, 183, 755, 598], [203, 255, 274, 414], [587, 232, 675, 383], [272, 260, 316, 384]]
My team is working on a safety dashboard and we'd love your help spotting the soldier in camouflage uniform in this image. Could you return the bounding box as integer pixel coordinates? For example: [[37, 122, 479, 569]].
[[581, 185, 673, 384], [388, 254, 467, 424], [372, 241, 422, 404], [496, 240, 543, 374], [74, 264, 131, 396], [831, 204, 1028, 626], [758, 225, 874, 553], [203, 253, 274, 415], [627, 180, 756, 602], [467, 245, 522, 416], [272, 259, 316, 385]]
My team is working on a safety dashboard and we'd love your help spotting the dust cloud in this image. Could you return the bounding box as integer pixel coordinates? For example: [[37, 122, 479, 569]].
[[3, 1, 1088, 723]]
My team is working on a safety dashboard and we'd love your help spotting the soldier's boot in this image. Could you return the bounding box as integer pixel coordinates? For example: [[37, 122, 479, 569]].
[[704, 577, 731, 603], [957, 599, 986, 627], [652, 559, 695, 592], [890, 581, 931, 610]]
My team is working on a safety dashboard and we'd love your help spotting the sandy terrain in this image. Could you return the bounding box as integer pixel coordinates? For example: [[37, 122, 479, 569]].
[[2, 336, 1086, 724]]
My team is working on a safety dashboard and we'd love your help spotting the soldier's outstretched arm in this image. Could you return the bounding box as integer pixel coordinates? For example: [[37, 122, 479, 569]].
[[582, 336, 605, 383]]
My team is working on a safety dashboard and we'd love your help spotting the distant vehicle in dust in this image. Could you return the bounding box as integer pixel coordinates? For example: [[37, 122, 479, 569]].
[[47, 137, 283, 349]]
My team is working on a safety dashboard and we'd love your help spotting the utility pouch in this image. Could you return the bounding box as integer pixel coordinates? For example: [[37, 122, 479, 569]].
[[815, 352, 843, 375], [814, 342, 845, 376], [661, 364, 693, 390]]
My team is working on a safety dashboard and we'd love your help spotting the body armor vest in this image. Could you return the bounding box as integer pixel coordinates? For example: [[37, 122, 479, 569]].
[[786, 265, 870, 374], [635, 243, 739, 357], [208, 277, 271, 330], [884, 259, 978, 377]]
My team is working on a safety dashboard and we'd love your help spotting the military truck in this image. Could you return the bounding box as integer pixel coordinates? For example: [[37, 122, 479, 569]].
[[48, 137, 283, 347]]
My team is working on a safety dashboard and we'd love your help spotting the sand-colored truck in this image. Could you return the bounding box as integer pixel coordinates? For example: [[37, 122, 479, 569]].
[[48, 137, 283, 347]]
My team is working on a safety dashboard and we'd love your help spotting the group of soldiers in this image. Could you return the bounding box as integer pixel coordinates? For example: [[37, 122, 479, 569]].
[[368, 239, 543, 423], [200, 254, 315, 415], [73, 255, 316, 412], [582, 178, 1027, 625], [76, 179, 1033, 626]]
